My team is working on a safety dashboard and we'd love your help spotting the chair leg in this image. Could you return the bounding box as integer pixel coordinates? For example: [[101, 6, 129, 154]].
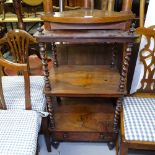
[[115, 136, 119, 155], [36, 150, 39, 155], [36, 140, 40, 155], [42, 117, 52, 152], [120, 142, 128, 155]]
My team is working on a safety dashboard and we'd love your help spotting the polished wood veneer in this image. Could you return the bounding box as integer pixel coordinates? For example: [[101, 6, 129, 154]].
[[46, 65, 124, 97], [51, 97, 115, 142], [36, 0, 137, 149], [42, 9, 134, 24], [35, 27, 138, 149]]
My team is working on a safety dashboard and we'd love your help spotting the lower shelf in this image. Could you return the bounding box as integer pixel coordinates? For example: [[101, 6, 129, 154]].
[[51, 97, 116, 142]]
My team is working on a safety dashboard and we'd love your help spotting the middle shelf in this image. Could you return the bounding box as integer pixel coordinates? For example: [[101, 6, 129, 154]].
[[45, 65, 125, 97]]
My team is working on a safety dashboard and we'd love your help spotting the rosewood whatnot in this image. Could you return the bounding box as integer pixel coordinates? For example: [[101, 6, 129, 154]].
[[34, 28, 138, 149], [34, 0, 137, 150]]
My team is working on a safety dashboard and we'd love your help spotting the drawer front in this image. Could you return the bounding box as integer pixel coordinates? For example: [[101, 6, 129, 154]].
[[52, 132, 114, 142]]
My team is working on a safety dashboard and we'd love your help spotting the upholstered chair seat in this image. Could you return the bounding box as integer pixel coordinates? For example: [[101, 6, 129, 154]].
[[0, 110, 39, 155], [123, 97, 155, 142], [2, 76, 46, 112]]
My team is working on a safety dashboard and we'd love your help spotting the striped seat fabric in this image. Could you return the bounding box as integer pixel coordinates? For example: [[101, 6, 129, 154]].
[[0, 110, 39, 155], [2, 76, 46, 112], [123, 97, 155, 142]]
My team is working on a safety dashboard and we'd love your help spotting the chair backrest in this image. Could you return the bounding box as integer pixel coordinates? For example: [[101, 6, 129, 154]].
[[0, 58, 31, 110], [136, 26, 155, 93], [0, 29, 37, 110], [0, 29, 37, 69]]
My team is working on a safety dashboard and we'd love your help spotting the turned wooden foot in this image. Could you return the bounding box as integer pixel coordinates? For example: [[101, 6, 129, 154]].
[[107, 141, 115, 150], [52, 141, 60, 149]]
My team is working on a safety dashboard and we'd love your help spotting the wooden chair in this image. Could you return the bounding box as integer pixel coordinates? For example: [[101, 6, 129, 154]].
[[117, 26, 155, 155], [0, 29, 51, 152], [0, 52, 39, 155]]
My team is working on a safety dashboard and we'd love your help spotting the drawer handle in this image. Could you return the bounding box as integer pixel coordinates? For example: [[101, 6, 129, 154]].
[[63, 133, 68, 139], [100, 133, 105, 139]]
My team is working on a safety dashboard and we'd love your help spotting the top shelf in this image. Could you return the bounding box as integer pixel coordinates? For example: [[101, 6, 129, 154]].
[[34, 29, 139, 43], [41, 9, 135, 24]]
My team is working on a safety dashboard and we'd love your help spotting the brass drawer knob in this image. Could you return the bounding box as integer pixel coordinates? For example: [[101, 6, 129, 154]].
[[63, 133, 68, 139], [100, 133, 105, 139]]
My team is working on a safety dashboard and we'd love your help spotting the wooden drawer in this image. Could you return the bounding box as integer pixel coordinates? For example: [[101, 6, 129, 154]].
[[52, 131, 114, 142]]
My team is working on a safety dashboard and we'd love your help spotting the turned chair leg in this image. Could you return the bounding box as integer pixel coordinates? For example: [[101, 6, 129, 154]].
[[120, 142, 128, 155]]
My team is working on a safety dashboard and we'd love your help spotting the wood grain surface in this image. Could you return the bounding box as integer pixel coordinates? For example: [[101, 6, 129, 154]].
[[53, 97, 115, 132], [45, 65, 125, 97]]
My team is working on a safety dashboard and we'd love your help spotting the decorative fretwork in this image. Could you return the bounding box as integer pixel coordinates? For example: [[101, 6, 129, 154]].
[[137, 26, 155, 93], [0, 29, 37, 64]]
